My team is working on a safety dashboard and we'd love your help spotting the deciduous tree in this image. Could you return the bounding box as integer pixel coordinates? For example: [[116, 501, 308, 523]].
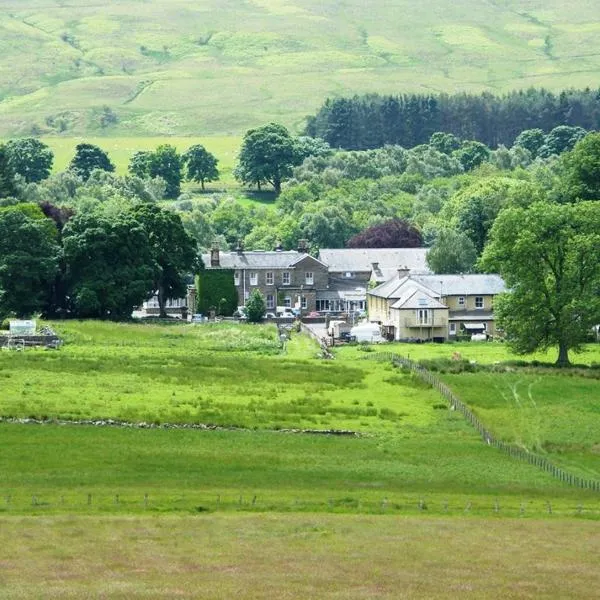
[[130, 203, 198, 318], [183, 144, 219, 190], [0, 206, 59, 317], [235, 123, 301, 195], [426, 229, 477, 274], [69, 143, 115, 181], [5, 138, 54, 183], [481, 201, 600, 366]]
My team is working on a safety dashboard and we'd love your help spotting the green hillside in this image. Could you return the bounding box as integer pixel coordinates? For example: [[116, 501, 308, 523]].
[[1, 0, 600, 137]]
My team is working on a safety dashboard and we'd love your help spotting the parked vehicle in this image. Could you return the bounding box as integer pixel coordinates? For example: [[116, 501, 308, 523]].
[[350, 322, 384, 343]]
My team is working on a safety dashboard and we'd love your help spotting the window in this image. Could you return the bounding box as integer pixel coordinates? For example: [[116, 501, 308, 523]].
[[266, 271, 274, 286], [249, 272, 258, 286], [449, 323, 456, 335], [282, 271, 290, 285], [234, 271, 240, 286], [266, 294, 275, 309], [305, 272, 314, 285], [284, 296, 292, 308], [416, 309, 431, 325], [475, 296, 484, 309], [301, 296, 307, 309], [316, 299, 330, 312], [458, 296, 465, 307]]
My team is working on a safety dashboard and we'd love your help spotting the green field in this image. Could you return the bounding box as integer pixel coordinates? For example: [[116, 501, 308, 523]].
[[0, 321, 599, 517], [1, 0, 600, 137], [2, 322, 599, 595], [1, 514, 599, 599]]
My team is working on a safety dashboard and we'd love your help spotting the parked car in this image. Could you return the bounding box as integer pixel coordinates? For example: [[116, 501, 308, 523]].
[[265, 312, 277, 319]]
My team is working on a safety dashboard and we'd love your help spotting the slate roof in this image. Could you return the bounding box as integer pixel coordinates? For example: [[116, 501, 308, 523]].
[[202, 251, 305, 270], [411, 274, 506, 296], [317, 248, 430, 274], [390, 288, 446, 310], [369, 273, 506, 299]]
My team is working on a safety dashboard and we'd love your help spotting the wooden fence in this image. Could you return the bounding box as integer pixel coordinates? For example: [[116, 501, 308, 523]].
[[366, 352, 600, 493]]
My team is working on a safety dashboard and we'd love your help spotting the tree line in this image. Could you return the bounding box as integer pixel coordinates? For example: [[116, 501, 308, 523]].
[[305, 88, 600, 150]]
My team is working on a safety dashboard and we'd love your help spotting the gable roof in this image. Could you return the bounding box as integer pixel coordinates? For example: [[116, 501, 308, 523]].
[[391, 288, 447, 310], [369, 273, 506, 299], [202, 250, 308, 270], [410, 274, 506, 296], [317, 248, 430, 274]]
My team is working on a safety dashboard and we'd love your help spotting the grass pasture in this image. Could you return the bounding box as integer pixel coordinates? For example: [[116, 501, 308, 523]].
[[0, 514, 599, 599], [0, 321, 598, 517], [1, 1, 600, 137], [36, 135, 241, 185]]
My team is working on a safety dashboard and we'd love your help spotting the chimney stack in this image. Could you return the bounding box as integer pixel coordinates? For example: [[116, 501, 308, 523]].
[[236, 238, 244, 255], [274, 239, 283, 252], [210, 242, 220, 268], [397, 266, 409, 279], [297, 239, 308, 253]]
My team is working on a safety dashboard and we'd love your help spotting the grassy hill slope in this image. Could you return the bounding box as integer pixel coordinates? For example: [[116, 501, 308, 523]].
[[1, 0, 600, 137]]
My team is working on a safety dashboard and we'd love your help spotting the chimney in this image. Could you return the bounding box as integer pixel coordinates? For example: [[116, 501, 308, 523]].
[[274, 239, 283, 252], [371, 262, 380, 272], [210, 242, 220, 268], [297, 238, 308, 253], [236, 238, 244, 255], [397, 266, 409, 279]]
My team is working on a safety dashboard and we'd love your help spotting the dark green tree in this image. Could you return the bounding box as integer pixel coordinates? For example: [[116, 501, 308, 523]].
[[5, 138, 54, 183], [426, 229, 477, 274], [481, 201, 600, 366], [183, 144, 219, 190], [130, 203, 198, 318], [69, 143, 115, 181], [245, 289, 266, 323], [429, 132, 460, 155], [558, 132, 600, 202], [62, 212, 154, 319], [454, 141, 490, 171], [538, 125, 587, 158], [513, 128, 545, 159], [0, 206, 59, 317], [235, 123, 301, 194], [128, 151, 153, 179], [128, 145, 182, 198], [0, 144, 17, 198]]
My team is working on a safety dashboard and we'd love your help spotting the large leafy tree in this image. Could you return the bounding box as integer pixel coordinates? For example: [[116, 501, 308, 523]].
[[69, 143, 115, 181], [128, 145, 182, 198], [558, 132, 600, 202], [481, 201, 600, 366], [538, 125, 587, 158], [347, 218, 423, 248], [130, 203, 198, 318], [5, 138, 54, 183], [0, 205, 59, 317], [0, 144, 17, 198], [62, 212, 154, 319], [183, 144, 219, 190], [235, 123, 301, 195], [426, 229, 477, 274]]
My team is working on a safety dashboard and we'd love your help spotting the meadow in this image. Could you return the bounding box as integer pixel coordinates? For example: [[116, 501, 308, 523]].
[[1, 1, 600, 137], [1, 321, 599, 595], [0, 514, 598, 599], [0, 321, 599, 517]]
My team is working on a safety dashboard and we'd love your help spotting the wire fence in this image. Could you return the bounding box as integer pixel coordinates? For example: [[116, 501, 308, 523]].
[[365, 352, 600, 493], [1, 491, 598, 518]]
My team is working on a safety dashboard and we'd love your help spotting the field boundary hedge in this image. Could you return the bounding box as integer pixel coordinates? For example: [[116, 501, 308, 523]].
[[366, 352, 600, 493]]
